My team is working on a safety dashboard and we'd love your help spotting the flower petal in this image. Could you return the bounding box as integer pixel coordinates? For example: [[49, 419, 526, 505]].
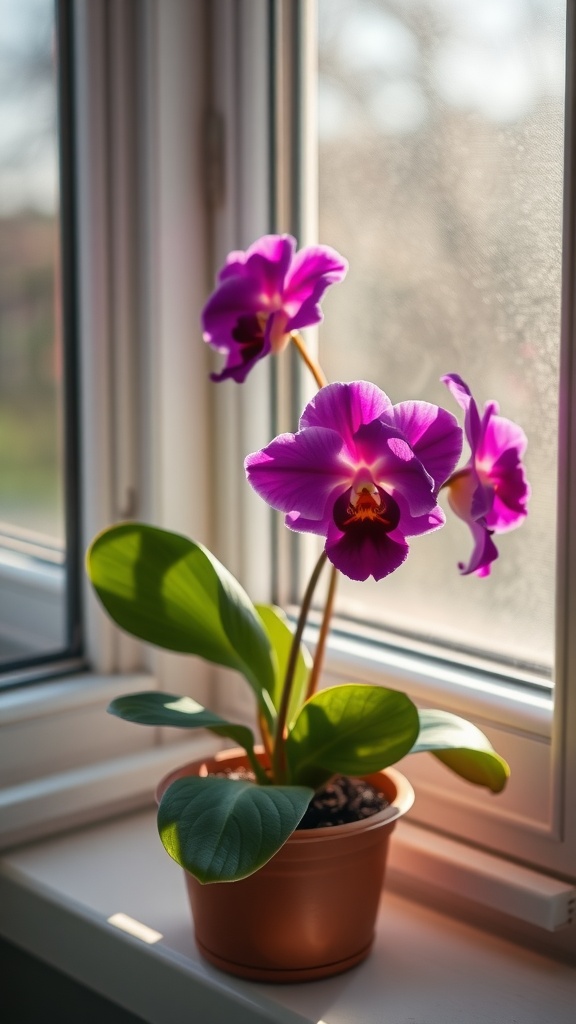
[[202, 277, 266, 347], [285, 485, 345, 536], [284, 245, 348, 329], [456, 519, 499, 577], [470, 478, 493, 522], [478, 411, 527, 469], [325, 517, 408, 582], [390, 491, 446, 538], [209, 313, 272, 383], [353, 420, 436, 516], [485, 449, 530, 531], [209, 346, 270, 383], [392, 401, 462, 491], [241, 234, 296, 296], [300, 381, 393, 456], [476, 411, 529, 531], [441, 373, 482, 450], [219, 233, 296, 281], [443, 375, 529, 576], [245, 428, 350, 523], [446, 474, 499, 576], [217, 249, 252, 281]]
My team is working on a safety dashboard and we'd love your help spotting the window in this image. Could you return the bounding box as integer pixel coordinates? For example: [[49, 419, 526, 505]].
[[0, 0, 82, 677], [316, 0, 563, 680]]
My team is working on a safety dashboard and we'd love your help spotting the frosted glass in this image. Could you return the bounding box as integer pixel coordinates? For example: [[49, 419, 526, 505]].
[[317, 0, 565, 674]]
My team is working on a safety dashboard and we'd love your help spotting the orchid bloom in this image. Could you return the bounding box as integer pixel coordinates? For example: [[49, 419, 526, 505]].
[[202, 234, 348, 383], [442, 373, 530, 577], [245, 381, 462, 582]]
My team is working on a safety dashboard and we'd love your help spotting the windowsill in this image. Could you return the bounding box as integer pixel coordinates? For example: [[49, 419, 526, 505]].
[[1, 810, 575, 1024]]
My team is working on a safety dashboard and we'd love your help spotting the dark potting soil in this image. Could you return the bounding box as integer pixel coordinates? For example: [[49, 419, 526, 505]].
[[211, 768, 389, 829], [296, 775, 389, 829]]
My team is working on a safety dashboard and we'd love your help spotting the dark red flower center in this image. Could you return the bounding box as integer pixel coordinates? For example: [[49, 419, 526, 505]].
[[333, 485, 400, 535], [232, 313, 266, 361]]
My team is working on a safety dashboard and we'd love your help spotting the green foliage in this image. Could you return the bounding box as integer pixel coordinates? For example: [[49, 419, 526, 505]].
[[158, 776, 313, 882], [88, 523, 277, 728], [88, 522, 512, 883], [107, 691, 270, 781], [286, 683, 420, 787], [412, 708, 510, 794], [256, 603, 312, 724]]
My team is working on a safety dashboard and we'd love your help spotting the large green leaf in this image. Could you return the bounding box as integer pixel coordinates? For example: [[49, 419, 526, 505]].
[[285, 683, 420, 788], [108, 690, 254, 753], [87, 523, 276, 724], [158, 776, 313, 882], [108, 691, 270, 783], [411, 708, 510, 794], [256, 604, 312, 723]]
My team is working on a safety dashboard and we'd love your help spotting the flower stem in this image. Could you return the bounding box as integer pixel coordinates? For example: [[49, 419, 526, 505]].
[[258, 710, 274, 766], [290, 332, 328, 390], [272, 550, 328, 782], [270, 333, 329, 782], [305, 564, 339, 702]]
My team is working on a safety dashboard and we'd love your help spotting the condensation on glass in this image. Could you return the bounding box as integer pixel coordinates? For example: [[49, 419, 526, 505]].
[[0, 0, 68, 665], [316, 0, 564, 675]]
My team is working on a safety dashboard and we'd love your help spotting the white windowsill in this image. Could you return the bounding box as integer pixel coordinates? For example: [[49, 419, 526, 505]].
[[1, 810, 575, 1024]]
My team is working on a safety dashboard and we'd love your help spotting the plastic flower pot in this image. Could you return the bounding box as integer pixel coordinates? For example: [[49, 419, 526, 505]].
[[157, 747, 415, 983]]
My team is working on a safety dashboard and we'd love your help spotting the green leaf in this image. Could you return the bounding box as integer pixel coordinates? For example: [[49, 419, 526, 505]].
[[285, 683, 420, 788], [411, 709, 510, 794], [108, 691, 256, 754], [87, 523, 276, 725], [158, 776, 313, 882], [256, 604, 312, 723]]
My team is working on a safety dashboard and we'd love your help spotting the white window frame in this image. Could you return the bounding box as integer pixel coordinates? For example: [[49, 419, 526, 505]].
[[1, 0, 575, 959]]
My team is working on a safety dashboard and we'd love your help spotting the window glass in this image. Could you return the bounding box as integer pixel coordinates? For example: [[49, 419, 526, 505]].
[[317, 0, 564, 677], [0, 0, 74, 668]]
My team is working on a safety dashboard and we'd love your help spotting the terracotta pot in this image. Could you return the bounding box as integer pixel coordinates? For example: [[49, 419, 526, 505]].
[[157, 748, 414, 983]]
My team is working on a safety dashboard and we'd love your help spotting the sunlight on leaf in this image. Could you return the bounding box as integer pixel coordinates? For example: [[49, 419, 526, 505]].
[[88, 523, 276, 726], [107, 690, 258, 763], [411, 708, 510, 793], [286, 683, 419, 787], [256, 603, 312, 723]]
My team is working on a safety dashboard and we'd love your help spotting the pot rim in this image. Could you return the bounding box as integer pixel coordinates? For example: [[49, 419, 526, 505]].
[[156, 747, 415, 839]]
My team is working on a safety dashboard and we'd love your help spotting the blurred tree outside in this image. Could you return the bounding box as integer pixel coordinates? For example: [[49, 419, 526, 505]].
[[0, 0, 63, 542]]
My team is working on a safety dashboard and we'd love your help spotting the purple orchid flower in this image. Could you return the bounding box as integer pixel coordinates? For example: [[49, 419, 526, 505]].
[[202, 234, 347, 383], [245, 381, 462, 582], [442, 373, 530, 577]]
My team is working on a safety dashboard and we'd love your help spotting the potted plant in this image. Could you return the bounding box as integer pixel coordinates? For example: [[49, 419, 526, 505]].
[[87, 235, 529, 982]]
